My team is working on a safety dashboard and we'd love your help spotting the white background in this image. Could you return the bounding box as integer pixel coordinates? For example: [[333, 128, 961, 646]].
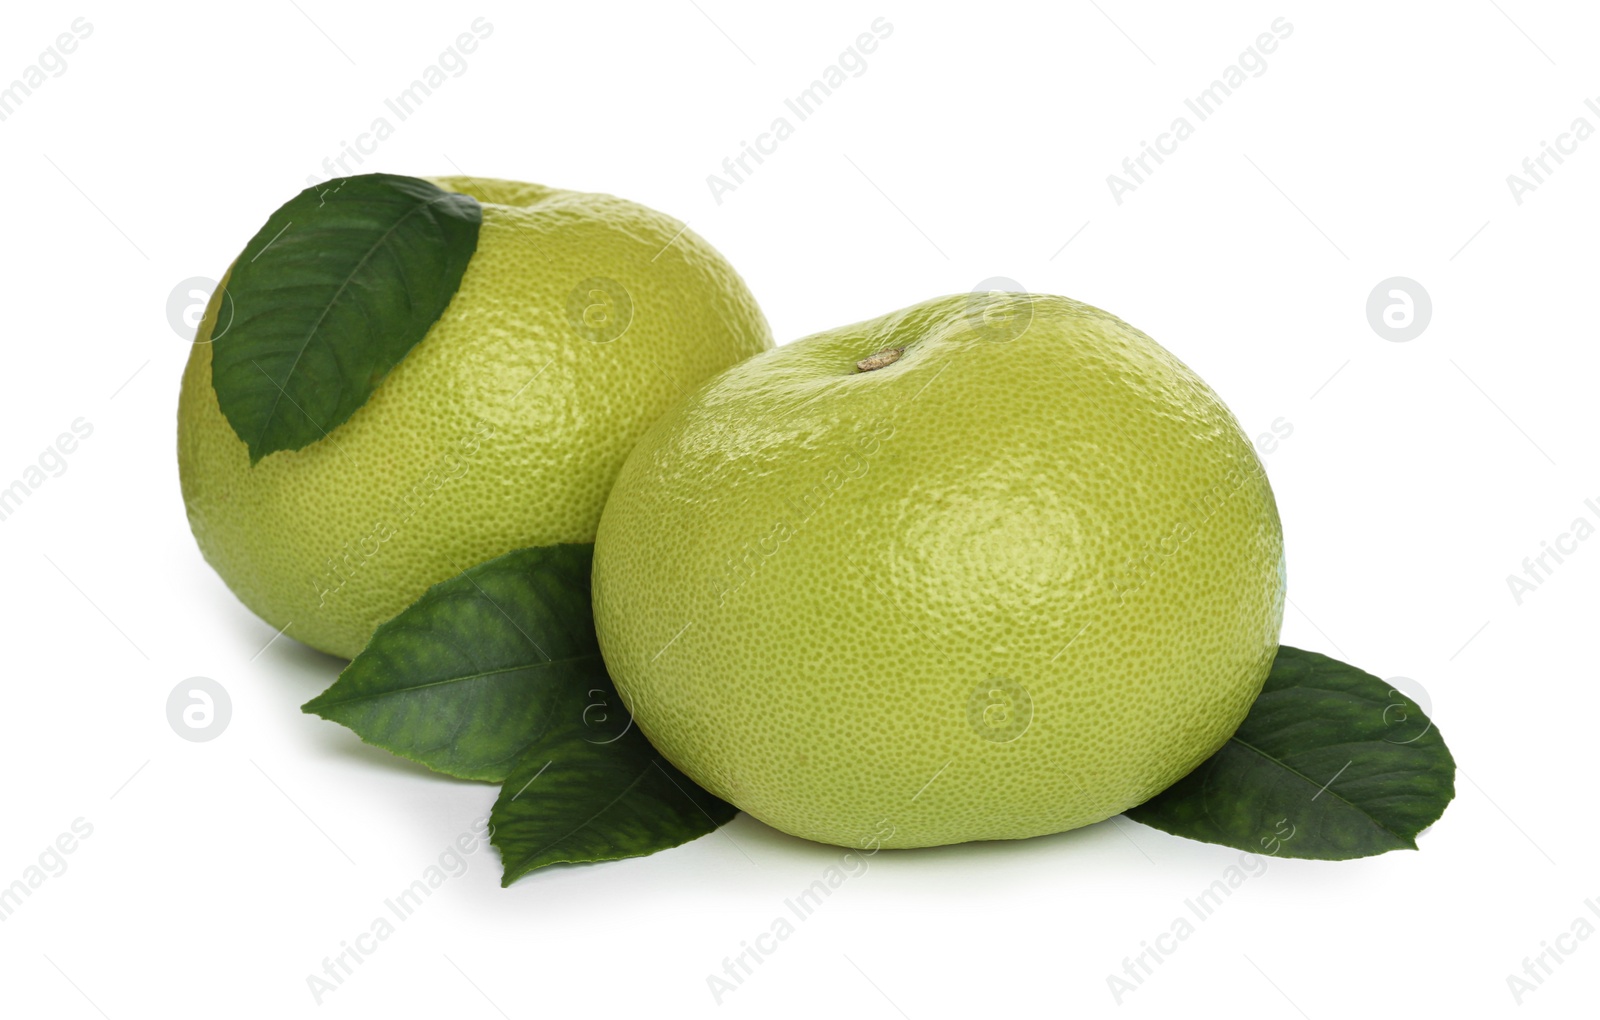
[[1, 1, 1595, 1016]]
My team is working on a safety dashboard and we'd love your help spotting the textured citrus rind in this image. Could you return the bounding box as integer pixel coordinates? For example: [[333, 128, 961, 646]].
[[593, 293, 1285, 849], [179, 177, 771, 658]]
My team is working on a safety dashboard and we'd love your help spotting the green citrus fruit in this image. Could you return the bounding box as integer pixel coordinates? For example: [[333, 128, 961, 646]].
[[179, 176, 771, 659], [592, 292, 1285, 849]]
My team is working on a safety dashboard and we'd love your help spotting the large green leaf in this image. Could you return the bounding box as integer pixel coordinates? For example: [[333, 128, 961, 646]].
[[210, 173, 480, 462], [303, 545, 603, 782], [491, 719, 737, 885], [1125, 646, 1456, 860]]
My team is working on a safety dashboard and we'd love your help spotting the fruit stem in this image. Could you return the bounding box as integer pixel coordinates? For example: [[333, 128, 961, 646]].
[[855, 347, 905, 372]]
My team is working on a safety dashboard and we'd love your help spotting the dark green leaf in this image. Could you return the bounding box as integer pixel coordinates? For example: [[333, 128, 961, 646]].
[[1125, 646, 1456, 860], [491, 718, 737, 885], [303, 545, 603, 782], [210, 173, 481, 462]]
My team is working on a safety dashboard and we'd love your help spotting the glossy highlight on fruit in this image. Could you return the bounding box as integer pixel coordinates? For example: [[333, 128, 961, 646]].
[[592, 292, 1285, 849]]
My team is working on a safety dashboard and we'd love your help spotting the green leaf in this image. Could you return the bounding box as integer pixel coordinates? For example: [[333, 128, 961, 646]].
[[304, 541, 738, 882], [491, 721, 737, 885], [210, 173, 481, 463], [1125, 646, 1456, 860], [303, 545, 604, 782]]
